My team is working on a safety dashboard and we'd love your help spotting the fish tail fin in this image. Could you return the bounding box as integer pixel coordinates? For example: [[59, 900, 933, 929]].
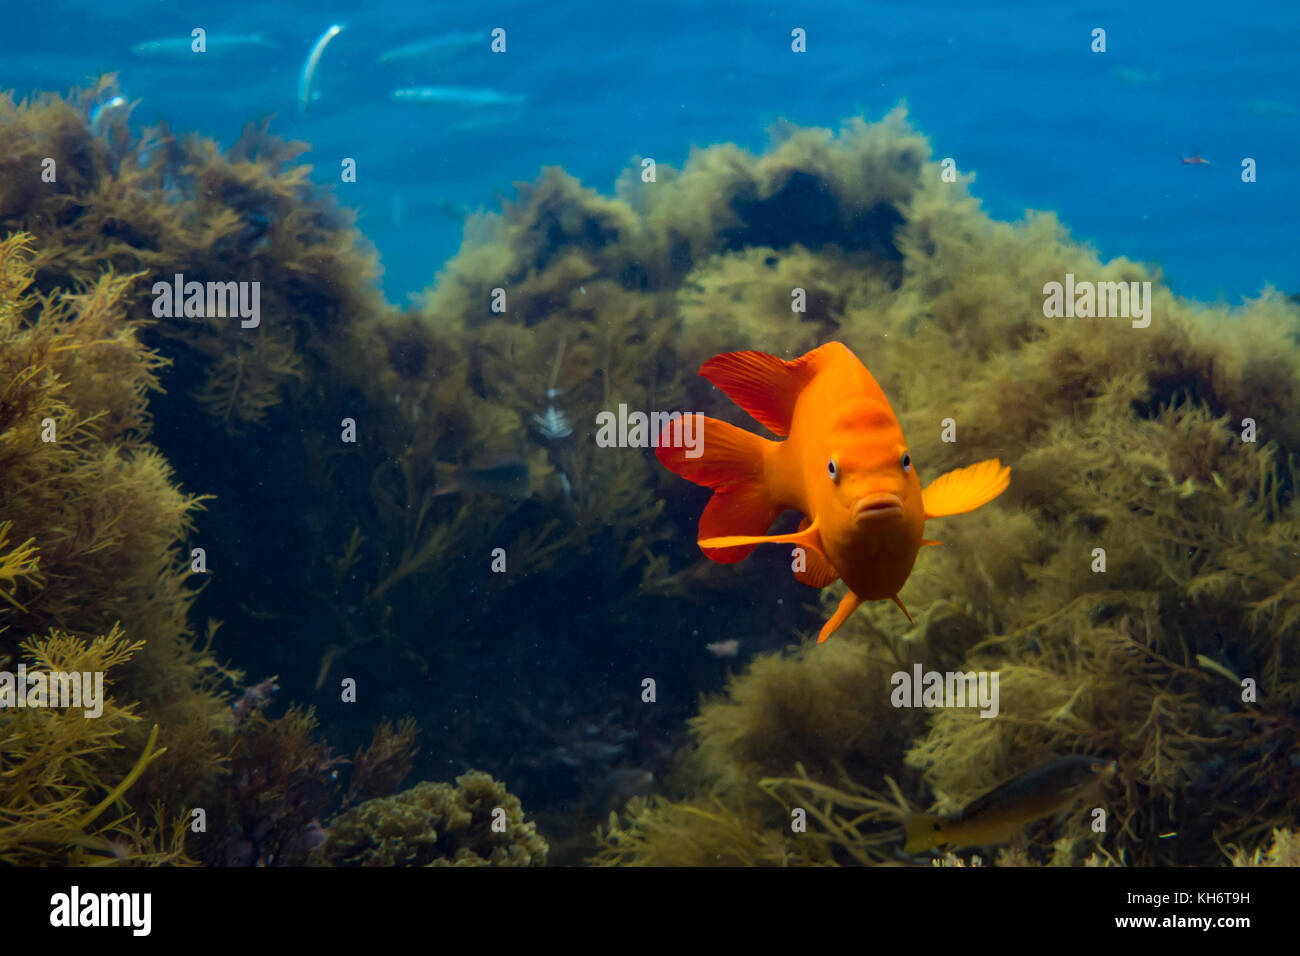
[[902, 813, 944, 854], [655, 415, 779, 563]]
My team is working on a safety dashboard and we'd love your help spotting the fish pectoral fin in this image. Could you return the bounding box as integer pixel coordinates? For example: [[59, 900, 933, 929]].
[[817, 590, 863, 643], [792, 518, 840, 588], [922, 459, 1011, 518], [700, 518, 824, 554]]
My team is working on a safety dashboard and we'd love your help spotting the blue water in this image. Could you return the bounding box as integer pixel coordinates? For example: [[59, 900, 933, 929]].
[[4, 0, 1297, 303]]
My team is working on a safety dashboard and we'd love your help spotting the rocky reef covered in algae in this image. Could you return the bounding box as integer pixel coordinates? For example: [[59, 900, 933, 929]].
[[1, 78, 697, 753], [0, 228, 224, 863], [385, 103, 1300, 864], [568, 110, 1300, 866], [0, 231, 419, 865], [313, 772, 548, 867], [0, 77, 548, 864], [3, 76, 1297, 865]]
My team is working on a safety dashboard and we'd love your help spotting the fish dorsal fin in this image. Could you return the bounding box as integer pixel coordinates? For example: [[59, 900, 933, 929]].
[[699, 346, 833, 437], [922, 459, 1011, 519], [791, 517, 839, 588]]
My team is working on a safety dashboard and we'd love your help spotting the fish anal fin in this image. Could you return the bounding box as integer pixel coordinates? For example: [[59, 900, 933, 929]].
[[697, 487, 782, 563], [817, 590, 862, 643], [922, 459, 1011, 519], [791, 517, 840, 588]]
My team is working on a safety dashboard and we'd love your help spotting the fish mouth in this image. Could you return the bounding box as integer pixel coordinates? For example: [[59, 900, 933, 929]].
[[853, 494, 904, 521]]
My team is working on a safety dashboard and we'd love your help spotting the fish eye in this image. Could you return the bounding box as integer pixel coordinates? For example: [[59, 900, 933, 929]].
[[901, 452, 912, 472], [827, 457, 838, 481]]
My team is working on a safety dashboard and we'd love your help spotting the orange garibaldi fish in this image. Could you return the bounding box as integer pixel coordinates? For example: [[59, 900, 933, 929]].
[[656, 342, 1010, 643]]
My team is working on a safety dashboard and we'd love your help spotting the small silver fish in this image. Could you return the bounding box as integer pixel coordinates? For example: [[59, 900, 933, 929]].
[[131, 33, 276, 57], [705, 639, 741, 658], [378, 31, 486, 64], [432, 199, 469, 221], [570, 741, 626, 762], [389, 86, 525, 107], [89, 95, 129, 138], [299, 24, 345, 113], [533, 406, 573, 440], [1239, 98, 1297, 118], [433, 458, 531, 501], [1110, 66, 1161, 87]]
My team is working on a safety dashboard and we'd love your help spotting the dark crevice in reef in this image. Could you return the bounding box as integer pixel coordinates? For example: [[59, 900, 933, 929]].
[[725, 170, 905, 259]]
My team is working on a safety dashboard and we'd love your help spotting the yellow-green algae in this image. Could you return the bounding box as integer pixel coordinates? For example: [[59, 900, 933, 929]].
[[562, 109, 1300, 866], [0, 230, 227, 860], [1231, 829, 1300, 867], [0, 75, 559, 863], [0, 626, 186, 865], [312, 772, 547, 866]]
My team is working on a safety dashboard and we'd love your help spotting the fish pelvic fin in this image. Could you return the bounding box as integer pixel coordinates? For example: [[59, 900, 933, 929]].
[[698, 346, 834, 436], [697, 516, 823, 563], [656, 415, 781, 563], [922, 458, 1011, 519], [892, 594, 913, 623], [792, 517, 840, 588], [817, 589, 862, 643], [902, 813, 946, 854]]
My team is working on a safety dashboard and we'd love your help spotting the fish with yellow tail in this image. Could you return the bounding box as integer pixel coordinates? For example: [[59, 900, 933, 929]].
[[903, 755, 1118, 854], [655, 342, 1010, 642]]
